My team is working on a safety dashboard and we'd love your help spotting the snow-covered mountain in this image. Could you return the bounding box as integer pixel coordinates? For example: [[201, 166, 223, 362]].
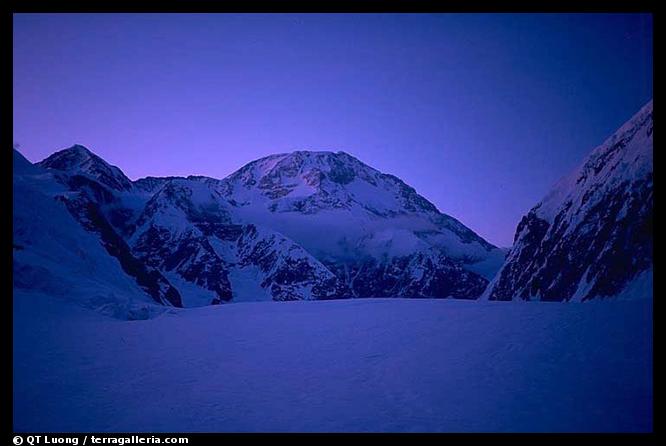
[[124, 150, 505, 301], [14, 145, 504, 310], [484, 100, 653, 301], [220, 151, 497, 259], [14, 97, 654, 309], [214, 150, 505, 296], [39, 144, 134, 192]]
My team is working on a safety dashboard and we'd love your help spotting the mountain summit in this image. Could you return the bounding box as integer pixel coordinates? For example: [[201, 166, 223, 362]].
[[38, 144, 134, 192], [221, 150, 499, 260], [215, 149, 505, 297]]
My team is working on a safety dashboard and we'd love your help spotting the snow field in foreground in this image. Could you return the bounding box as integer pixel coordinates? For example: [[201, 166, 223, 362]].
[[13, 293, 652, 432]]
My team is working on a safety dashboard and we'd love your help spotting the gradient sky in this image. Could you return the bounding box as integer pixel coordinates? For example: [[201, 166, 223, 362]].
[[13, 13, 652, 247]]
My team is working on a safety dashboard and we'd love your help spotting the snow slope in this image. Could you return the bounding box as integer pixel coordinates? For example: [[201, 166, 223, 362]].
[[485, 100, 653, 301], [14, 294, 652, 432], [12, 159, 166, 319]]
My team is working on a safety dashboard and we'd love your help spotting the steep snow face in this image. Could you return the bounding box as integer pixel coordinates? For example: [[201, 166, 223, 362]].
[[13, 151, 168, 319], [39, 145, 134, 192], [13, 149, 40, 175], [536, 100, 653, 225], [485, 100, 653, 301]]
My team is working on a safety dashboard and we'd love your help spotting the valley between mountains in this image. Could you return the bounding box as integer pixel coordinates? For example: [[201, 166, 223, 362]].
[[13, 101, 652, 318], [12, 100, 653, 433]]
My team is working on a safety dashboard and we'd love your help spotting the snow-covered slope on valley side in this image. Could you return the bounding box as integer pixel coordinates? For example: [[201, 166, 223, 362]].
[[13, 151, 171, 319], [484, 100, 653, 301]]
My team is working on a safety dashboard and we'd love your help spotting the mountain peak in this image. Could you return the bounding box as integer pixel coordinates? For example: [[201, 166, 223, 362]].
[[221, 147, 499, 269], [51, 144, 94, 160], [69, 143, 92, 154], [253, 149, 361, 165], [38, 144, 133, 192]]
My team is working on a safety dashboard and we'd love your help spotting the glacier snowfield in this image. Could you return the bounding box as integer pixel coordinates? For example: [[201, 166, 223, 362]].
[[14, 293, 652, 432]]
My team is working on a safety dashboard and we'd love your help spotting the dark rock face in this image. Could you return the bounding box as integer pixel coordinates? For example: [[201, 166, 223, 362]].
[[132, 225, 233, 304], [325, 252, 488, 299], [161, 235, 233, 305], [327, 156, 357, 185], [236, 225, 347, 301], [486, 212, 551, 301], [133, 176, 186, 194], [486, 100, 653, 301], [130, 181, 236, 304]]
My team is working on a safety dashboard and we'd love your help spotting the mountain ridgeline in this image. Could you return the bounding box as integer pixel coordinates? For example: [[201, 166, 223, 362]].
[[12, 101, 653, 315], [13, 144, 504, 313]]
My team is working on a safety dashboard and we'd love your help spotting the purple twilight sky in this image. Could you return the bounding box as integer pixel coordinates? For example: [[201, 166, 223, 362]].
[[13, 13, 652, 247]]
